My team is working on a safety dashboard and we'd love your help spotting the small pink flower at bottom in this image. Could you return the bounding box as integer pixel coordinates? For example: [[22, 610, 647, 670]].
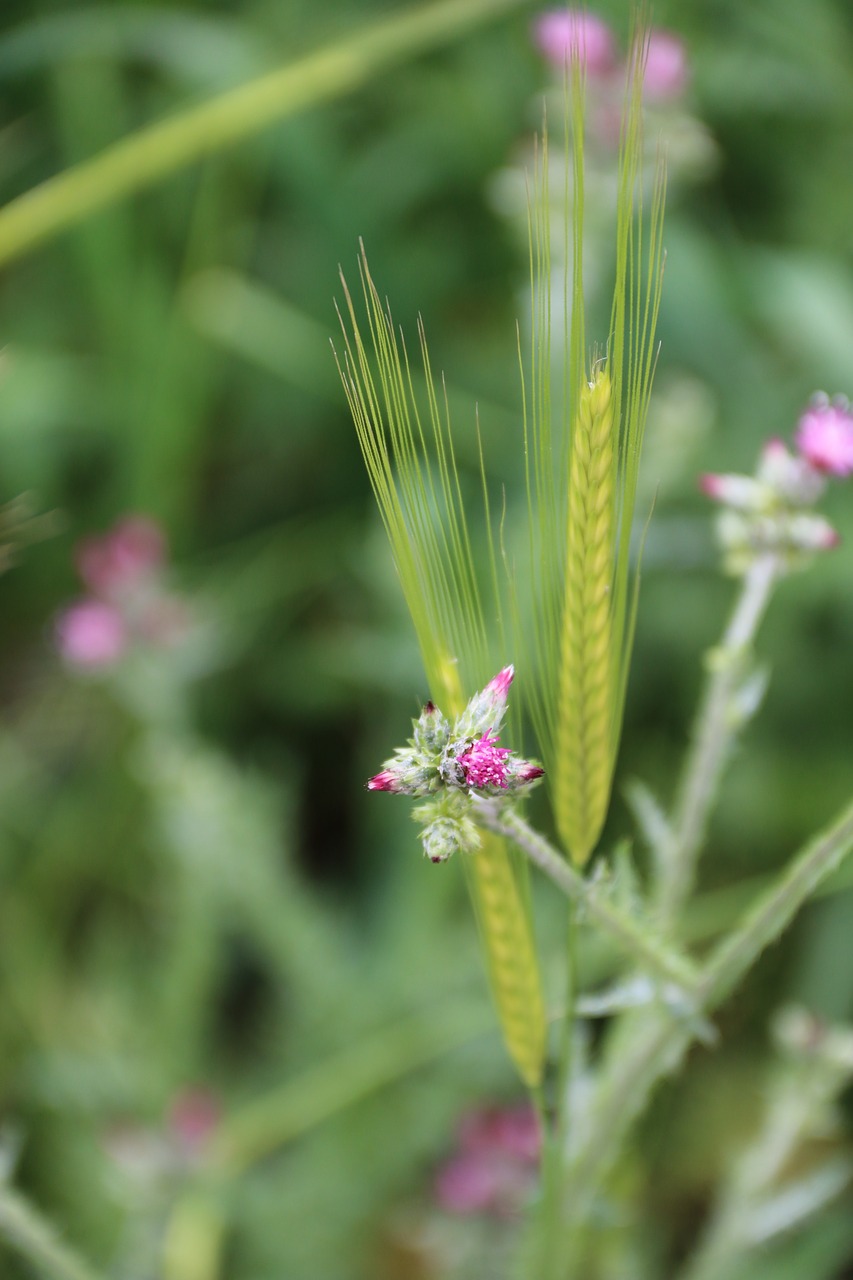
[[641, 29, 690, 100], [459, 731, 512, 790], [533, 9, 615, 75], [56, 600, 127, 668], [795, 397, 853, 476], [435, 1103, 540, 1217]]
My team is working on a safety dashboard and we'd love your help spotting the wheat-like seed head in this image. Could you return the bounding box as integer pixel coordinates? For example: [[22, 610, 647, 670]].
[[554, 370, 615, 865]]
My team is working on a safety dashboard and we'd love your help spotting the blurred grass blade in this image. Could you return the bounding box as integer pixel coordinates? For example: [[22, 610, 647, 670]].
[[0, 1184, 106, 1280], [0, 0, 528, 269]]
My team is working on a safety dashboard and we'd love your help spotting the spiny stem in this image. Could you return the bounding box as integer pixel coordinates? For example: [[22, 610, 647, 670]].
[[0, 1184, 106, 1280], [474, 805, 699, 994], [657, 554, 780, 921], [556, 793, 853, 1253]]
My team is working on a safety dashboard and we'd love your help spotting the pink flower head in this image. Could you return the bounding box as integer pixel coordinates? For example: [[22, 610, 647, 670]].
[[76, 515, 166, 599], [56, 600, 127, 668], [435, 1104, 540, 1217], [640, 29, 689, 101], [458, 1104, 541, 1163], [169, 1088, 221, 1160], [367, 769, 401, 793], [459, 731, 511, 790], [795, 396, 853, 477], [533, 9, 615, 76]]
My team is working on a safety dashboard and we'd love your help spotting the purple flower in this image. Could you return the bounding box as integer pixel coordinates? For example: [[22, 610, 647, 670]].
[[795, 396, 853, 477], [56, 600, 127, 669], [459, 731, 512, 790], [533, 9, 615, 75], [641, 29, 689, 101]]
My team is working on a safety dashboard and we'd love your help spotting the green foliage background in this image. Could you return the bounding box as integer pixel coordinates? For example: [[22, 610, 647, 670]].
[[1, 1, 852, 1277]]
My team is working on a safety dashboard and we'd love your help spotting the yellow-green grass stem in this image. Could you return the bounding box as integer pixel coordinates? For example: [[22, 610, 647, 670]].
[[554, 369, 616, 866], [0, 0, 528, 270]]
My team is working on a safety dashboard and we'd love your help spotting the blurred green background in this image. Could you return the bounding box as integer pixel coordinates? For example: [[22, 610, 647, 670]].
[[1, 0, 853, 1277]]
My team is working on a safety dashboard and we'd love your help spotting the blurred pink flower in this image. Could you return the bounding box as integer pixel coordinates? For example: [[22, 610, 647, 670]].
[[435, 1104, 541, 1217], [795, 396, 853, 476], [76, 515, 166, 599], [56, 600, 127, 668], [641, 29, 690, 100], [533, 9, 615, 75], [459, 730, 512, 789], [169, 1087, 221, 1159]]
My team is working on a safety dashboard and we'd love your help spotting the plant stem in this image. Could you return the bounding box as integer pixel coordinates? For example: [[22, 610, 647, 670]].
[[555, 794, 853, 1270], [0, 1184, 105, 1280], [0, 0, 528, 270], [476, 805, 700, 994], [657, 554, 780, 922]]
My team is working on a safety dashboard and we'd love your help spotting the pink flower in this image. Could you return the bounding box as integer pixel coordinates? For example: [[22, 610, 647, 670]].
[[56, 600, 127, 668], [459, 1105, 541, 1163], [76, 515, 166, 599], [795, 396, 853, 477], [641, 29, 689, 100], [435, 1104, 541, 1217], [169, 1088, 221, 1159], [459, 731, 512, 790], [436, 1153, 506, 1215], [533, 9, 615, 75]]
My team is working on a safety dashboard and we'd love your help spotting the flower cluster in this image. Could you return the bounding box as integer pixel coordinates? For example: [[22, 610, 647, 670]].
[[367, 666, 543, 862], [533, 10, 690, 103], [700, 394, 853, 574], [56, 515, 189, 669]]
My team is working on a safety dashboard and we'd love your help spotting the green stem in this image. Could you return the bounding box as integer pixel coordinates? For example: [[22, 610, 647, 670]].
[[0, 0, 528, 269], [0, 1184, 105, 1280], [658, 554, 780, 921], [535, 898, 578, 1280], [556, 794, 853, 1262], [476, 805, 700, 993]]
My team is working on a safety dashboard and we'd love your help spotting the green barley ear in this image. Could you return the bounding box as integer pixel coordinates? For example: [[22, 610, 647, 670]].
[[524, 24, 666, 866], [335, 254, 547, 1089], [555, 367, 615, 864]]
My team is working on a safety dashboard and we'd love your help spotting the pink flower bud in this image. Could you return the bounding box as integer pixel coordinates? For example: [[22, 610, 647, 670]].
[[485, 665, 514, 702], [795, 396, 853, 477], [56, 600, 127, 668], [533, 9, 615, 75], [366, 769, 401, 792], [641, 29, 689, 101], [76, 515, 166, 599], [515, 763, 546, 783], [699, 472, 768, 511]]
